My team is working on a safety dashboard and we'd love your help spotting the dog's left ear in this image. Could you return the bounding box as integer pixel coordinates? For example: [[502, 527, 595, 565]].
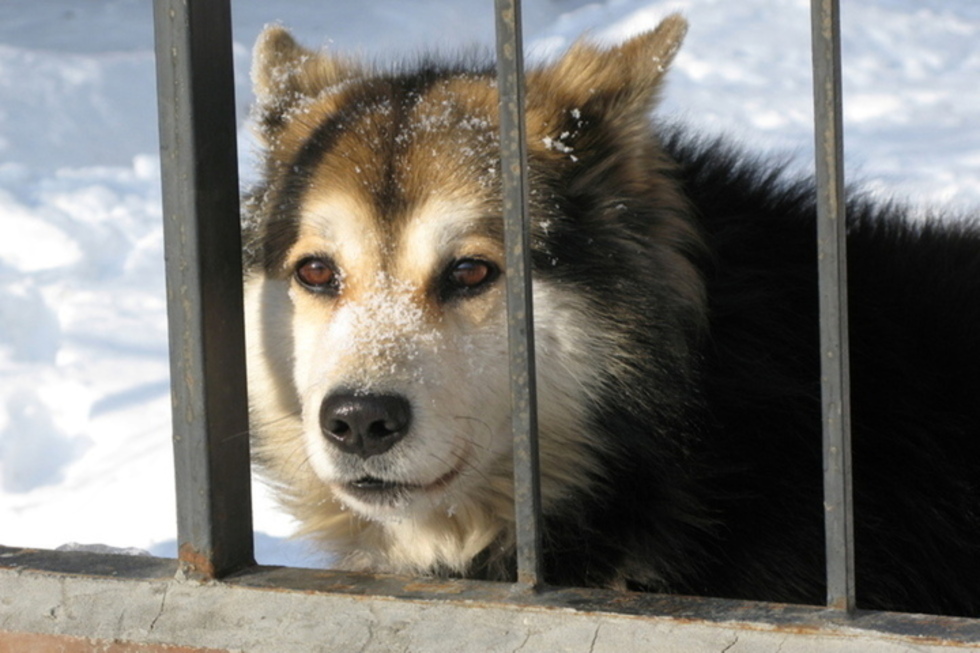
[[251, 25, 361, 143], [529, 14, 687, 133]]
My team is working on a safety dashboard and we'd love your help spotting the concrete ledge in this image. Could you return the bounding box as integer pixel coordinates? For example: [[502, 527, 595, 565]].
[[2, 546, 978, 652], [0, 631, 227, 653]]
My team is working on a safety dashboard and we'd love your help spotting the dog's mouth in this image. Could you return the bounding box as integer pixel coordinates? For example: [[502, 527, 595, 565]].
[[340, 466, 463, 505], [351, 476, 396, 490], [348, 476, 401, 494]]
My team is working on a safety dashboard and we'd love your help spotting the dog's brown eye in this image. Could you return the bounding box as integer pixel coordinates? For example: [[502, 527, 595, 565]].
[[440, 258, 499, 301], [451, 260, 493, 288], [295, 257, 338, 293]]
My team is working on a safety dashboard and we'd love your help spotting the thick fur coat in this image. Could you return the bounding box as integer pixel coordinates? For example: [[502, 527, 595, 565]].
[[243, 16, 980, 616]]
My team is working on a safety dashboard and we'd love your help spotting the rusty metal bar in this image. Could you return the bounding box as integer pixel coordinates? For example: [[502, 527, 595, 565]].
[[810, 0, 856, 613], [152, 0, 254, 579], [493, 0, 544, 588]]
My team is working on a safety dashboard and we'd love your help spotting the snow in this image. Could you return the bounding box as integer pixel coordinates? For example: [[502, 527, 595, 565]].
[[1, 0, 978, 566]]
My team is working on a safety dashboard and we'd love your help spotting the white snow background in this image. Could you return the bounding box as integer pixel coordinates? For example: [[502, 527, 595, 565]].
[[1, 0, 978, 566]]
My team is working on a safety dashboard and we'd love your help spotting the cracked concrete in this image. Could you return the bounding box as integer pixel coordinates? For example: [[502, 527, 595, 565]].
[[2, 565, 976, 652], [510, 631, 533, 653], [587, 622, 602, 653], [147, 583, 169, 633]]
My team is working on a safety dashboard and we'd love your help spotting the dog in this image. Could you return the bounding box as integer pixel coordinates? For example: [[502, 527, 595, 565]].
[[243, 15, 980, 616]]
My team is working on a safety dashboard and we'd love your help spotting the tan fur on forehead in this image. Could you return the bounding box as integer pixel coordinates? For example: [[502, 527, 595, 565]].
[[285, 77, 503, 230], [400, 78, 502, 198]]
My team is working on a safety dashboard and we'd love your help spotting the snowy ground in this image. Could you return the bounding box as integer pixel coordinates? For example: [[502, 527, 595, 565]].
[[1, 0, 978, 566]]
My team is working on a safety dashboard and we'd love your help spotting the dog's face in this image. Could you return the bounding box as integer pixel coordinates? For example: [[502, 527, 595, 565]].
[[252, 63, 517, 522], [246, 18, 692, 529], [285, 179, 513, 522]]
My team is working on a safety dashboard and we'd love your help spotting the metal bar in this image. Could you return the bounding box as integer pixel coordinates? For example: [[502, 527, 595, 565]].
[[810, 0, 856, 613], [493, 0, 544, 588], [152, 0, 254, 579]]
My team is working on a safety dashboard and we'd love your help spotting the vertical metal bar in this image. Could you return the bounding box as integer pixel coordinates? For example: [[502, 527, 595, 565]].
[[810, 0, 856, 613], [152, 0, 254, 579], [494, 0, 544, 588]]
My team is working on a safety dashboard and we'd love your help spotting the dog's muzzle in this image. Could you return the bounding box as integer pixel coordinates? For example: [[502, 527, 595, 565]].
[[319, 391, 412, 459]]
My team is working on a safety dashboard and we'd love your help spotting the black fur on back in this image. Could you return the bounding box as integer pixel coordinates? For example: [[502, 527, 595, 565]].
[[533, 125, 980, 616]]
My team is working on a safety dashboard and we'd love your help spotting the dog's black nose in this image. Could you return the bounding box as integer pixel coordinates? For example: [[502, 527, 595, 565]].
[[319, 392, 412, 459]]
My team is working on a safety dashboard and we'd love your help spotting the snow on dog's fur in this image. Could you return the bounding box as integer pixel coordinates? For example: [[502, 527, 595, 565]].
[[244, 16, 980, 615]]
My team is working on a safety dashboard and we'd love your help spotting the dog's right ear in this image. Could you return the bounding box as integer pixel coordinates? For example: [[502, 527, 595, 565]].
[[251, 25, 360, 143]]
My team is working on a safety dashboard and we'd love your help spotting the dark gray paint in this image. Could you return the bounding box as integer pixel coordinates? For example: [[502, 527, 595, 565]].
[[152, 0, 254, 579]]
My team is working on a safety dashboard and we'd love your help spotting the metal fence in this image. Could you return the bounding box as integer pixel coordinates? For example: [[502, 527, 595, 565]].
[[153, 0, 855, 604], [2, 0, 979, 650]]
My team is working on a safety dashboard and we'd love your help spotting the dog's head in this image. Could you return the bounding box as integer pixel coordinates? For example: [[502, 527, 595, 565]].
[[244, 17, 699, 541]]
